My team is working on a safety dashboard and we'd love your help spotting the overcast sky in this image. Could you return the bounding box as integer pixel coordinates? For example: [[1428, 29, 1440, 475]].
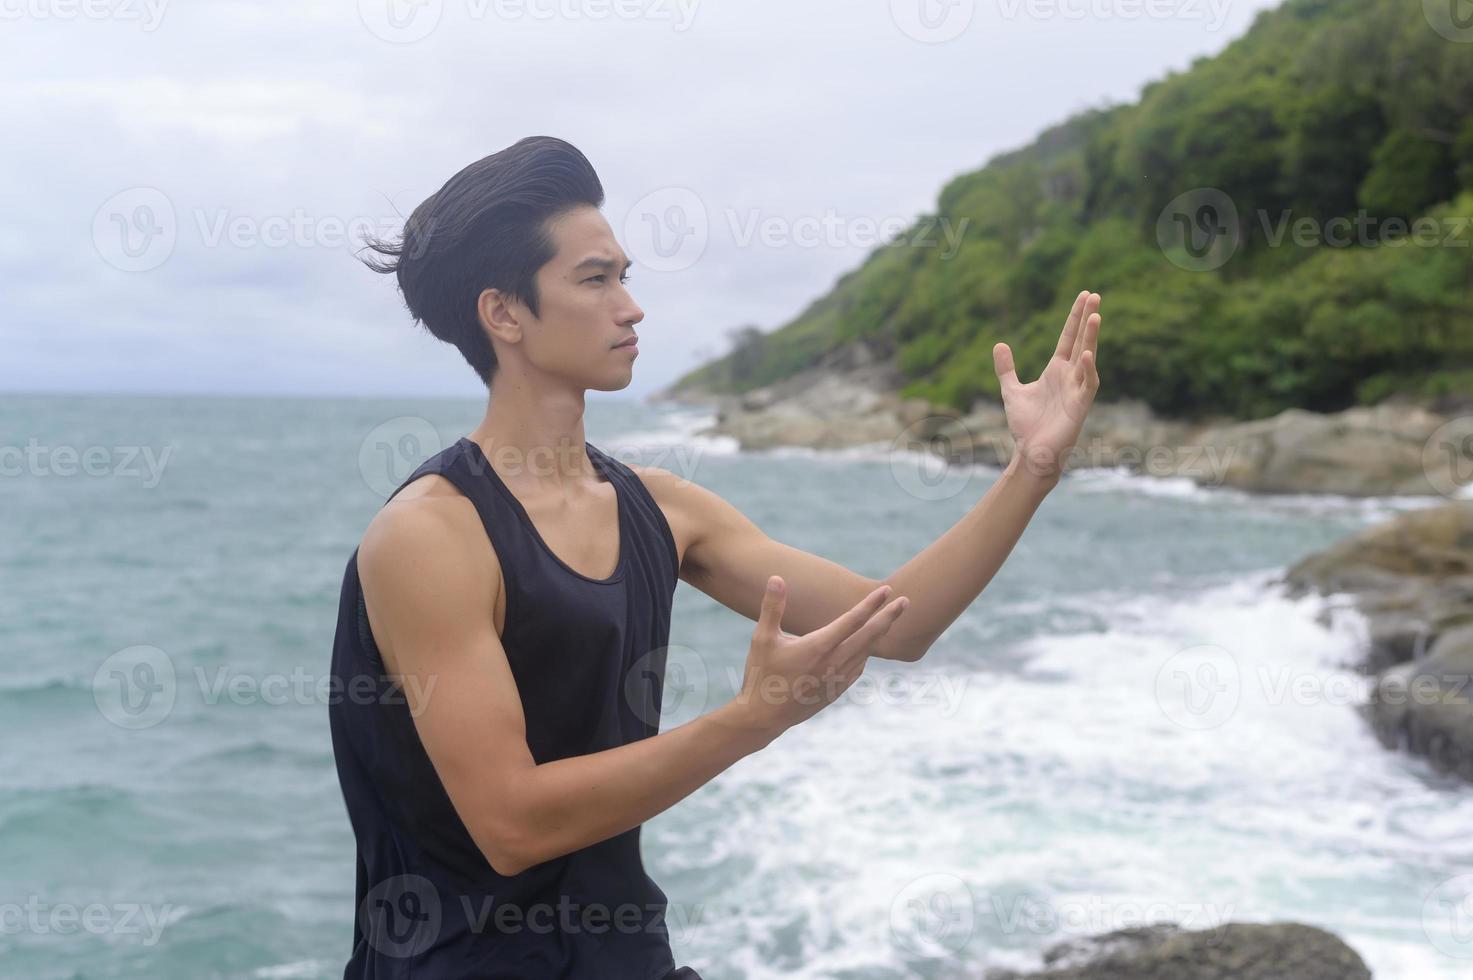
[[4, 0, 1283, 401]]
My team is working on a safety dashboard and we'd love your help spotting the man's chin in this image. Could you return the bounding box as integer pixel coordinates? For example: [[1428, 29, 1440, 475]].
[[587, 371, 634, 394]]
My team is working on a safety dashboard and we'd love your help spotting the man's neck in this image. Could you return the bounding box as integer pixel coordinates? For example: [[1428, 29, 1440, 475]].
[[468, 378, 599, 492]]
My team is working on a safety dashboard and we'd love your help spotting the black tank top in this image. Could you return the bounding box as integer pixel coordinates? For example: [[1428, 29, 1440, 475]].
[[328, 435, 686, 979]]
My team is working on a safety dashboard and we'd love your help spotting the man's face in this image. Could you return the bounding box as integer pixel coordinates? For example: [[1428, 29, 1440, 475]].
[[506, 204, 644, 391]]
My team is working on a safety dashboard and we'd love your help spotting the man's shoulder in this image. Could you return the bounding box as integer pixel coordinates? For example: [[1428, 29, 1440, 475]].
[[622, 459, 689, 500], [359, 475, 494, 583], [622, 460, 710, 571], [622, 460, 700, 526]]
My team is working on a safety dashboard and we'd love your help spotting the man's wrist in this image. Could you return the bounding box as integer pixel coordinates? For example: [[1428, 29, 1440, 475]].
[[1003, 448, 1063, 496], [710, 698, 781, 754]]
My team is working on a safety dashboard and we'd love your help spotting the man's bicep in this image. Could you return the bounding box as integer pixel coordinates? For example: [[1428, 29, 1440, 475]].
[[357, 502, 536, 874], [674, 476, 880, 636]]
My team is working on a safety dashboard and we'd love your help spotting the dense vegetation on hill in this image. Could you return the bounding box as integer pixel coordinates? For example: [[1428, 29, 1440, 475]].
[[668, 0, 1473, 420]]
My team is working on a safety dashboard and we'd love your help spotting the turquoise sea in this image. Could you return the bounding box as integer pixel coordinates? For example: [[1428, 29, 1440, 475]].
[[2, 393, 1470, 979]]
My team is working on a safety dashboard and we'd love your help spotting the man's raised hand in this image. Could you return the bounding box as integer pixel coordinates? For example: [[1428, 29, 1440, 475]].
[[992, 289, 1103, 482]]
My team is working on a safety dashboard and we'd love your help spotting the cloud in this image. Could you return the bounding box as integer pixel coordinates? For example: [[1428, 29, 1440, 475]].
[[2, 0, 1284, 398], [22, 77, 416, 142]]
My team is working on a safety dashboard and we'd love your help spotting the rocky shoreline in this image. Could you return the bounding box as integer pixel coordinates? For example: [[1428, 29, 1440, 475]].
[[654, 354, 1471, 498], [658, 361, 1473, 978]]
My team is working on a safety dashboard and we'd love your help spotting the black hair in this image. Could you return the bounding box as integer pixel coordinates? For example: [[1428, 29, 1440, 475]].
[[357, 136, 605, 386]]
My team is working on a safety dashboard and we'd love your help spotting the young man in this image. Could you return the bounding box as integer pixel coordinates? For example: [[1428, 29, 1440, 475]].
[[329, 136, 1102, 979]]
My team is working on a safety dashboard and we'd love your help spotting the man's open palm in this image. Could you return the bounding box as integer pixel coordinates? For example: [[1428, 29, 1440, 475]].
[[992, 289, 1102, 479]]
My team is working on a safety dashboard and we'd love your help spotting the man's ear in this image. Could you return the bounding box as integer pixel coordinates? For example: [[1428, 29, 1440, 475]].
[[477, 287, 523, 345]]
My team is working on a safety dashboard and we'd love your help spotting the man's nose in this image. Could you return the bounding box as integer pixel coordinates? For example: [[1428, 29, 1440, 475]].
[[620, 295, 645, 326]]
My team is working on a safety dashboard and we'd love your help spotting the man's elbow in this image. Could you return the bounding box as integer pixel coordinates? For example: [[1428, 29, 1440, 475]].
[[472, 818, 536, 877], [874, 637, 930, 663], [488, 848, 532, 878]]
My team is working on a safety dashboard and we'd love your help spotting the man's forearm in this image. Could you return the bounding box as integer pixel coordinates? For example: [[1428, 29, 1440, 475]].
[[875, 457, 1057, 662], [502, 700, 775, 873]]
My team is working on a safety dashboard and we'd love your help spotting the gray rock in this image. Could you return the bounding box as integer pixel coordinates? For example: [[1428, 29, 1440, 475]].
[[984, 922, 1372, 980], [1175, 404, 1454, 496], [1366, 624, 1473, 781], [1283, 502, 1473, 781]]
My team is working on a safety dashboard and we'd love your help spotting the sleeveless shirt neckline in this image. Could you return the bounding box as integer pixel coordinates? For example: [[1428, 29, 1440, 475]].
[[455, 436, 629, 586]]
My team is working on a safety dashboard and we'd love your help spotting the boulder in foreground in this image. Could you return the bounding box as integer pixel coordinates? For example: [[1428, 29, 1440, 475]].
[[984, 921, 1372, 980]]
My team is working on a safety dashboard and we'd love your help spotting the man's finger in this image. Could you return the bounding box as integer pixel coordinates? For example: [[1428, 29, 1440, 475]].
[[993, 342, 1019, 388], [811, 583, 893, 651], [1053, 289, 1089, 360], [1083, 300, 1102, 361], [1081, 313, 1100, 366], [837, 594, 909, 667], [1071, 296, 1099, 363], [754, 575, 787, 643]]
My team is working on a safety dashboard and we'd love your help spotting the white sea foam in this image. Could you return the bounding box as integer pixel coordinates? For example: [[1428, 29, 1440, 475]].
[[602, 404, 740, 462], [252, 960, 329, 979], [1064, 465, 1456, 522], [665, 572, 1473, 979]]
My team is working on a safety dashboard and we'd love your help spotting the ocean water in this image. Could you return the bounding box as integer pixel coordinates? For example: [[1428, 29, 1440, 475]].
[[2, 392, 1470, 979]]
